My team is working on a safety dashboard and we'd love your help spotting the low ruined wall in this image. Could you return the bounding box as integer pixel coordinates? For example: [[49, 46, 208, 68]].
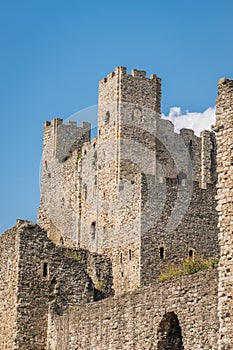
[[0, 226, 19, 350], [0, 221, 113, 350], [48, 269, 218, 350]]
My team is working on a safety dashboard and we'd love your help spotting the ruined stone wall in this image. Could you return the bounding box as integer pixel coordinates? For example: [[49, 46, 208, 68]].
[[38, 119, 90, 243], [140, 179, 219, 285], [0, 221, 113, 350], [215, 78, 233, 349], [48, 269, 219, 350], [201, 130, 217, 186], [156, 119, 216, 185], [15, 221, 96, 350], [0, 226, 19, 350]]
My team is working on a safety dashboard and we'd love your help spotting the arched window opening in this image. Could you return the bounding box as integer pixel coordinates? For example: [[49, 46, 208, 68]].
[[60, 237, 64, 245], [189, 139, 193, 146], [159, 247, 165, 260], [91, 222, 96, 239], [129, 249, 132, 260], [157, 312, 184, 350]]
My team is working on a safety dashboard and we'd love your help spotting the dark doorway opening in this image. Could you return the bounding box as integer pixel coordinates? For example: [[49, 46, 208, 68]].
[[157, 312, 184, 350]]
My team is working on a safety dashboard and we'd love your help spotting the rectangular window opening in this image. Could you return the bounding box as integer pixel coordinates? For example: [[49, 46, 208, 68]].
[[129, 249, 132, 260], [91, 222, 96, 239], [43, 263, 48, 278], [159, 247, 165, 260]]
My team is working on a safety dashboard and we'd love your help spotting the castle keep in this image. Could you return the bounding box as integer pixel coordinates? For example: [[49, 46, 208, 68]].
[[0, 67, 232, 349], [38, 67, 218, 295]]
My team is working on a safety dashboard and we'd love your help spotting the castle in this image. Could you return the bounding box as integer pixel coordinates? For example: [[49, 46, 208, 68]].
[[0, 67, 232, 349]]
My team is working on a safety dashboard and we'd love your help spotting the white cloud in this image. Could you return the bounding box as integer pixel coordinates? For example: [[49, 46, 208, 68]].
[[162, 106, 216, 136]]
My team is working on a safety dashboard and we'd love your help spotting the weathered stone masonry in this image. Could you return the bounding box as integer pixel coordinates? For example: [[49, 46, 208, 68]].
[[0, 225, 19, 350], [38, 67, 219, 295], [0, 220, 113, 349], [48, 270, 219, 350], [215, 78, 233, 350], [2, 66, 233, 349]]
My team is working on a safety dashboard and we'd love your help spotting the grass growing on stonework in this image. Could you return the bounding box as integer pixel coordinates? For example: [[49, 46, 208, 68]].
[[158, 256, 219, 282], [77, 150, 82, 160]]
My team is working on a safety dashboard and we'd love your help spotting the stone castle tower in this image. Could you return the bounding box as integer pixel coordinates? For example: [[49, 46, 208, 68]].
[[1, 66, 233, 349], [38, 67, 219, 295]]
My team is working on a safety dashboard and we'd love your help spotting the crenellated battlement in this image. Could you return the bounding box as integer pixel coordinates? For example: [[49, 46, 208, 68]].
[[42, 117, 91, 163], [44, 117, 90, 131], [44, 118, 63, 128], [100, 66, 160, 84], [99, 66, 162, 120]]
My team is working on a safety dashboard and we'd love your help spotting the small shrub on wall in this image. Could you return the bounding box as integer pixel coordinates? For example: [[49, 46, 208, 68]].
[[158, 256, 219, 282]]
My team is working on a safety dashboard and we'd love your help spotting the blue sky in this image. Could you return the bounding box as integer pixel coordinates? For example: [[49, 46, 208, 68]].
[[0, 0, 233, 233]]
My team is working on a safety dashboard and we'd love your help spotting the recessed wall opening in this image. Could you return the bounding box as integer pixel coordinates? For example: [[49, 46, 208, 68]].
[[120, 252, 123, 264], [189, 139, 193, 146], [159, 247, 165, 260], [91, 222, 96, 239], [157, 312, 184, 350], [60, 237, 64, 245], [188, 249, 194, 259], [83, 184, 87, 201], [133, 108, 143, 122], [61, 156, 69, 163], [105, 111, 110, 124], [121, 271, 124, 277], [129, 249, 132, 260], [43, 263, 48, 278], [177, 171, 187, 185]]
